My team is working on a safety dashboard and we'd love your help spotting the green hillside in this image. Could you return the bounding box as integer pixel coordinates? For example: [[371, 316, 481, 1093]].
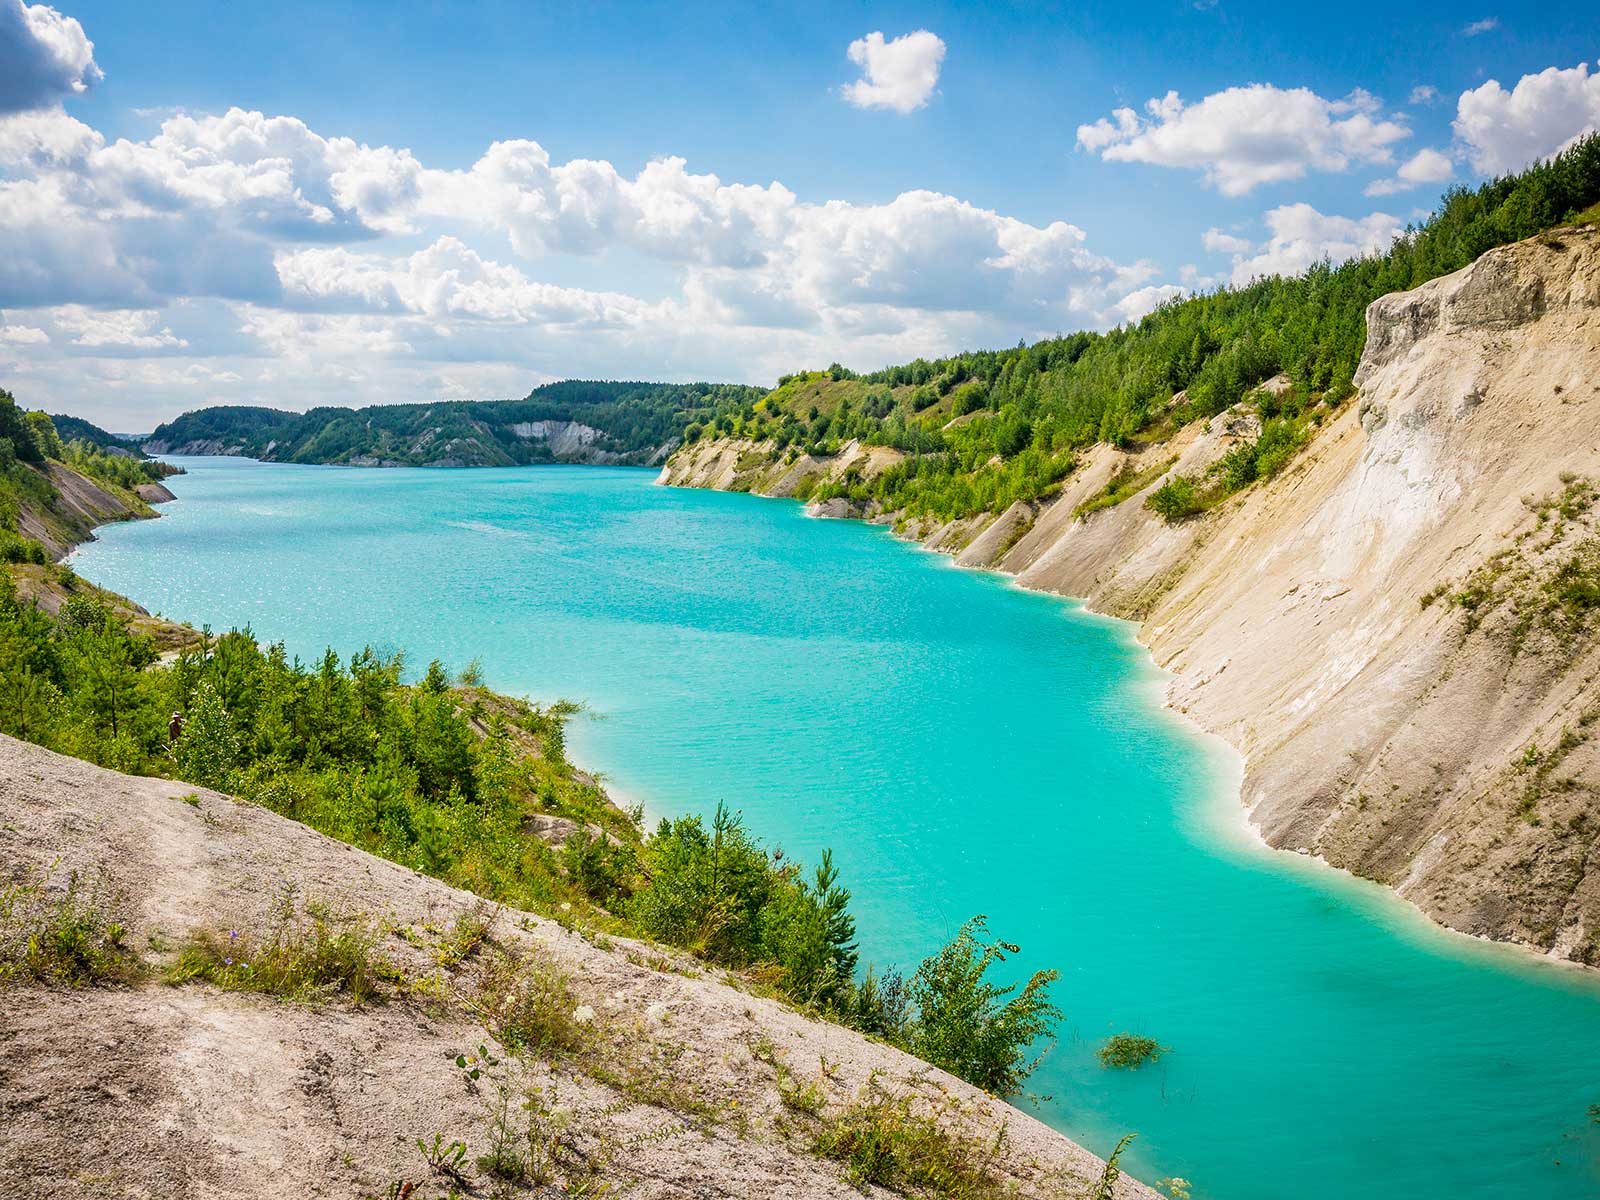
[[144, 380, 764, 467], [47, 414, 150, 458], [678, 134, 1600, 523]]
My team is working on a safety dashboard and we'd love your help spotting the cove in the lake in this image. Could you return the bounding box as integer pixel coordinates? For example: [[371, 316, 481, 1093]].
[[71, 456, 1600, 1200]]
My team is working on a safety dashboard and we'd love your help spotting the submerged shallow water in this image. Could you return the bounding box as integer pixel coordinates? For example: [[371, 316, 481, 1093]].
[[73, 456, 1600, 1198]]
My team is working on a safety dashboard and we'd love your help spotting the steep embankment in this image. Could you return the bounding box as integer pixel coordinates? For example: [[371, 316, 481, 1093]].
[[662, 226, 1600, 963], [14, 461, 166, 560], [1, 455, 189, 645], [0, 735, 1147, 1199]]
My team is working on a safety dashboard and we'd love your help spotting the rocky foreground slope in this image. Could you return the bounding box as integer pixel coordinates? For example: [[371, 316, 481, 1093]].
[[662, 225, 1600, 964], [0, 735, 1147, 1199]]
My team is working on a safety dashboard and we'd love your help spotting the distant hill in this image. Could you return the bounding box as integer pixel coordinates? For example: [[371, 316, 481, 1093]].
[[142, 380, 765, 467], [49, 414, 150, 459]]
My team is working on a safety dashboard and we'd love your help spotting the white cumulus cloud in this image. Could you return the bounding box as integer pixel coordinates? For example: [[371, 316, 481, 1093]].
[[1218, 204, 1402, 286], [1110, 284, 1186, 323], [1454, 61, 1600, 175], [0, 0, 100, 115], [277, 237, 652, 329], [842, 30, 945, 114], [0, 320, 47, 343], [1364, 147, 1454, 195], [1462, 17, 1499, 37], [1203, 228, 1253, 255], [50, 305, 187, 349], [1076, 84, 1410, 195]]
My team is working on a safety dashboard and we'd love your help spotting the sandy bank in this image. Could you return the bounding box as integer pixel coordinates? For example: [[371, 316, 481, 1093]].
[[659, 224, 1600, 965], [0, 733, 1152, 1199]]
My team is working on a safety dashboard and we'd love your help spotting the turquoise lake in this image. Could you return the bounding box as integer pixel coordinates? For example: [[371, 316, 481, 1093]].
[[71, 456, 1600, 1199]]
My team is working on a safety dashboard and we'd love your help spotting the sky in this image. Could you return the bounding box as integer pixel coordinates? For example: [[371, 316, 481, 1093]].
[[0, 1, 1596, 429]]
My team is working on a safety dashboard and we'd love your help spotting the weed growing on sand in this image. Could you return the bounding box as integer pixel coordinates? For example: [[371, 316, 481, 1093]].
[[1445, 477, 1600, 649], [436, 902, 496, 970], [470, 946, 590, 1059], [476, 1080, 587, 1191], [1097, 1034, 1165, 1069], [0, 868, 137, 987], [750, 1035, 828, 1116], [1076, 455, 1178, 519], [1507, 726, 1587, 826], [812, 1074, 1011, 1198], [1090, 1134, 1136, 1200], [416, 1133, 470, 1187], [584, 1034, 724, 1124], [777, 1062, 827, 1116], [167, 887, 384, 1003]]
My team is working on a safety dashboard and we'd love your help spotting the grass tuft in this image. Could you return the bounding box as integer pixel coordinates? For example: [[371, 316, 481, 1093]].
[[814, 1077, 1009, 1198], [470, 946, 590, 1059], [167, 892, 384, 1003], [0, 869, 138, 987]]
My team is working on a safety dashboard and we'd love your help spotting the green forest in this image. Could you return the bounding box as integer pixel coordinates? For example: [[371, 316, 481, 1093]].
[[681, 134, 1600, 523], [0, 571, 1060, 1097], [144, 380, 765, 467], [45, 413, 148, 455]]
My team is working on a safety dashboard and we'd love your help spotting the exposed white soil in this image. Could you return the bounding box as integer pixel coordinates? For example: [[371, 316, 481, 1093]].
[[660, 225, 1600, 964], [0, 735, 1151, 1199]]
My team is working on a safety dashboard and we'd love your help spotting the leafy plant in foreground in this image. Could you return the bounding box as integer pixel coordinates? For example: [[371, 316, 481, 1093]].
[[906, 915, 1060, 1098]]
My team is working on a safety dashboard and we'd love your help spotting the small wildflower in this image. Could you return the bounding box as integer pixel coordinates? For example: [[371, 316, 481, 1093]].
[[223, 956, 233, 966], [560, 902, 572, 913], [229, 930, 238, 941], [573, 1004, 595, 1025]]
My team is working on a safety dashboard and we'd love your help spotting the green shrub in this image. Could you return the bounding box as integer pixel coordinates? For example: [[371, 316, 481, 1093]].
[[1097, 1033, 1165, 1069], [1145, 476, 1200, 523], [561, 828, 631, 905], [171, 679, 243, 790], [0, 530, 47, 564], [628, 805, 858, 1009], [906, 916, 1060, 1098]]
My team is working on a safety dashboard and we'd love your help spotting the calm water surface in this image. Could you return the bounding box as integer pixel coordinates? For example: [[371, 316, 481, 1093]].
[[72, 457, 1600, 1199]]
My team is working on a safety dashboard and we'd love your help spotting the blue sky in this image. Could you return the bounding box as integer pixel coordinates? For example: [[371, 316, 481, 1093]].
[[0, 0, 1596, 426]]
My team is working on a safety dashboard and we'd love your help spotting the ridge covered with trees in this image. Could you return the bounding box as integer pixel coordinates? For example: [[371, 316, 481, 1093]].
[[46, 413, 151, 459], [143, 380, 766, 467], [677, 134, 1600, 523]]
